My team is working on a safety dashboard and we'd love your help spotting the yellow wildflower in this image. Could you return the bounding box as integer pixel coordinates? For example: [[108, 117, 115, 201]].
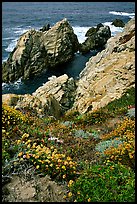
[[68, 180, 74, 187], [68, 192, 72, 197], [62, 174, 66, 179], [67, 156, 71, 161], [36, 165, 40, 169], [62, 165, 66, 170], [18, 152, 23, 157]]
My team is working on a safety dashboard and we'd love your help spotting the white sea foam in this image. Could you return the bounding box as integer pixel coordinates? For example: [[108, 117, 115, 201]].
[[103, 22, 124, 36], [73, 22, 123, 43], [4, 26, 41, 53], [73, 26, 91, 43], [109, 11, 135, 19], [2, 77, 23, 91], [5, 38, 18, 52]]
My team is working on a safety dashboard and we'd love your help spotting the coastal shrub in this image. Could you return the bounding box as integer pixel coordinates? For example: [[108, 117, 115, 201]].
[[2, 104, 30, 164], [61, 121, 74, 128], [73, 129, 90, 139], [16, 133, 78, 182], [99, 117, 135, 168], [2, 104, 28, 130], [95, 138, 123, 155], [68, 162, 135, 202], [126, 108, 135, 118], [101, 87, 135, 116]]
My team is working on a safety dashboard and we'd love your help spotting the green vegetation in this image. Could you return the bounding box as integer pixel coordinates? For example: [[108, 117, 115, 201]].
[[2, 87, 135, 202], [68, 162, 135, 202]]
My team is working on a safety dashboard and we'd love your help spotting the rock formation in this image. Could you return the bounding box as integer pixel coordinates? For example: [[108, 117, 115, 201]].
[[2, 18, 79, 83], [2, 74, 76, 118], [79, 24, 111, 54], [33, 74, 76, 110], [2, 93, 62, 119], [2, 18, 135, 118], [112, 18, 125, 27], [72, 18, 135, 114]]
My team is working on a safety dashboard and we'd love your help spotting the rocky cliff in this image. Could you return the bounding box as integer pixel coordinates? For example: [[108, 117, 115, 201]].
[[72, 18, 135, 114], [2, 18, 79, 83], [2, 18, 135, 118]]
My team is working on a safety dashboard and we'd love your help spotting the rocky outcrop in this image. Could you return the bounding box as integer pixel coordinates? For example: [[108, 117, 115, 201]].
[[79, 24, 111, 54], [2, 74, 76, 118], [33, 74, 76, 110], [112, 18, 125, 27], [2, 18, 79, 83], [15, 94, 62, 118], [2, 93, 63, 119], [72, 18, 135, 114]]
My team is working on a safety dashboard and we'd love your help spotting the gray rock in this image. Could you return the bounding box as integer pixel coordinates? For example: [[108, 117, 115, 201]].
[[112, 18, 125, 27], [2, 18, 79, 83], [79, 25, 111, 54], [72, 18, 135, 114]]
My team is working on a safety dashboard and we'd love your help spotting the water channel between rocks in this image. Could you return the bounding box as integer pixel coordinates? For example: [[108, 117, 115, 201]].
[[2, 50, 98, 95]]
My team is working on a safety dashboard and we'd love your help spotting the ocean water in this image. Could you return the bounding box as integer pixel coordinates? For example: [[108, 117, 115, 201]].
[[2, 2, 135, 94]]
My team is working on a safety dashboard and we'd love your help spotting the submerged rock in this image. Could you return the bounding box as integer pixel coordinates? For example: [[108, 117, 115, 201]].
[[2, 18, 79, 83]]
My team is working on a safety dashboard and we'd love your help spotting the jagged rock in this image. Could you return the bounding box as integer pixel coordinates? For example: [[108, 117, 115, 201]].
[[85, 23, 104, 37], [72, 18, 135, 114], [112, 18, 125, 27], [2, 74, 77, 117], [33, 74, 77, 110], [2, 18, 79, 83], [2, 93, 63, 118], [14, 93, 62, 118], [3, 175, 67, 202], [40, 23, 50, 32], [2, 94, 21, 106], [79, 24, 111, 54], [42, 18, 79, 67]]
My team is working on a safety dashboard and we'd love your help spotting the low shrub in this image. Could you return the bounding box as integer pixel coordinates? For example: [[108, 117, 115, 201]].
[[68, 162, 135, 202], [99, 117, 135, 168], [16, 133, 78, 182]]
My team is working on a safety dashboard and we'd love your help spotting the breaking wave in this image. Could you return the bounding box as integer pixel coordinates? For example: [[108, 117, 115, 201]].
[[109, 11, 135, 19]]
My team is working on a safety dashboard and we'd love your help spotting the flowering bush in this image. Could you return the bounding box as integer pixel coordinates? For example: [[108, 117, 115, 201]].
[[2, 104, 29, 164], [95, 138, 123, 155], [16, 133, 78, 181], [99, 117, 135, 168], [2, 104, 28, 130], [68, 162, 135, 202]]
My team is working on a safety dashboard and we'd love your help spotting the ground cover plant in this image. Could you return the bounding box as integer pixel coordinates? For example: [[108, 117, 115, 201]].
[[2, 87, 135, 202]]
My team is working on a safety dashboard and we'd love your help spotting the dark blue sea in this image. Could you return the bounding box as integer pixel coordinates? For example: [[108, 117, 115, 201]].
[[2, 2, 135, 94]]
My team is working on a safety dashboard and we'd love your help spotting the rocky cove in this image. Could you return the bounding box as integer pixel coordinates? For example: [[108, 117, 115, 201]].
[[2, 17, 135, 202], [2, 18, 135, 117]]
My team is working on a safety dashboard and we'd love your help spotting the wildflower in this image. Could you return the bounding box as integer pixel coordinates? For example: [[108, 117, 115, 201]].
[[68, 180, 74, 187], [62, 165, 66, 170], [36, 165, 40, 169], [26, 154, 30, 159], [88, 198, 91, 202], [68, 192, 72, 197], [67, 156, 71, 161], [23, 154, 26, 158], [18, 152, 23, 157], [27, 144, 31, 148], [63, 174, 66, 179], [50, 163, 53, 167], [63, 195, 67, 199], [17, 140, 21, 144]]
